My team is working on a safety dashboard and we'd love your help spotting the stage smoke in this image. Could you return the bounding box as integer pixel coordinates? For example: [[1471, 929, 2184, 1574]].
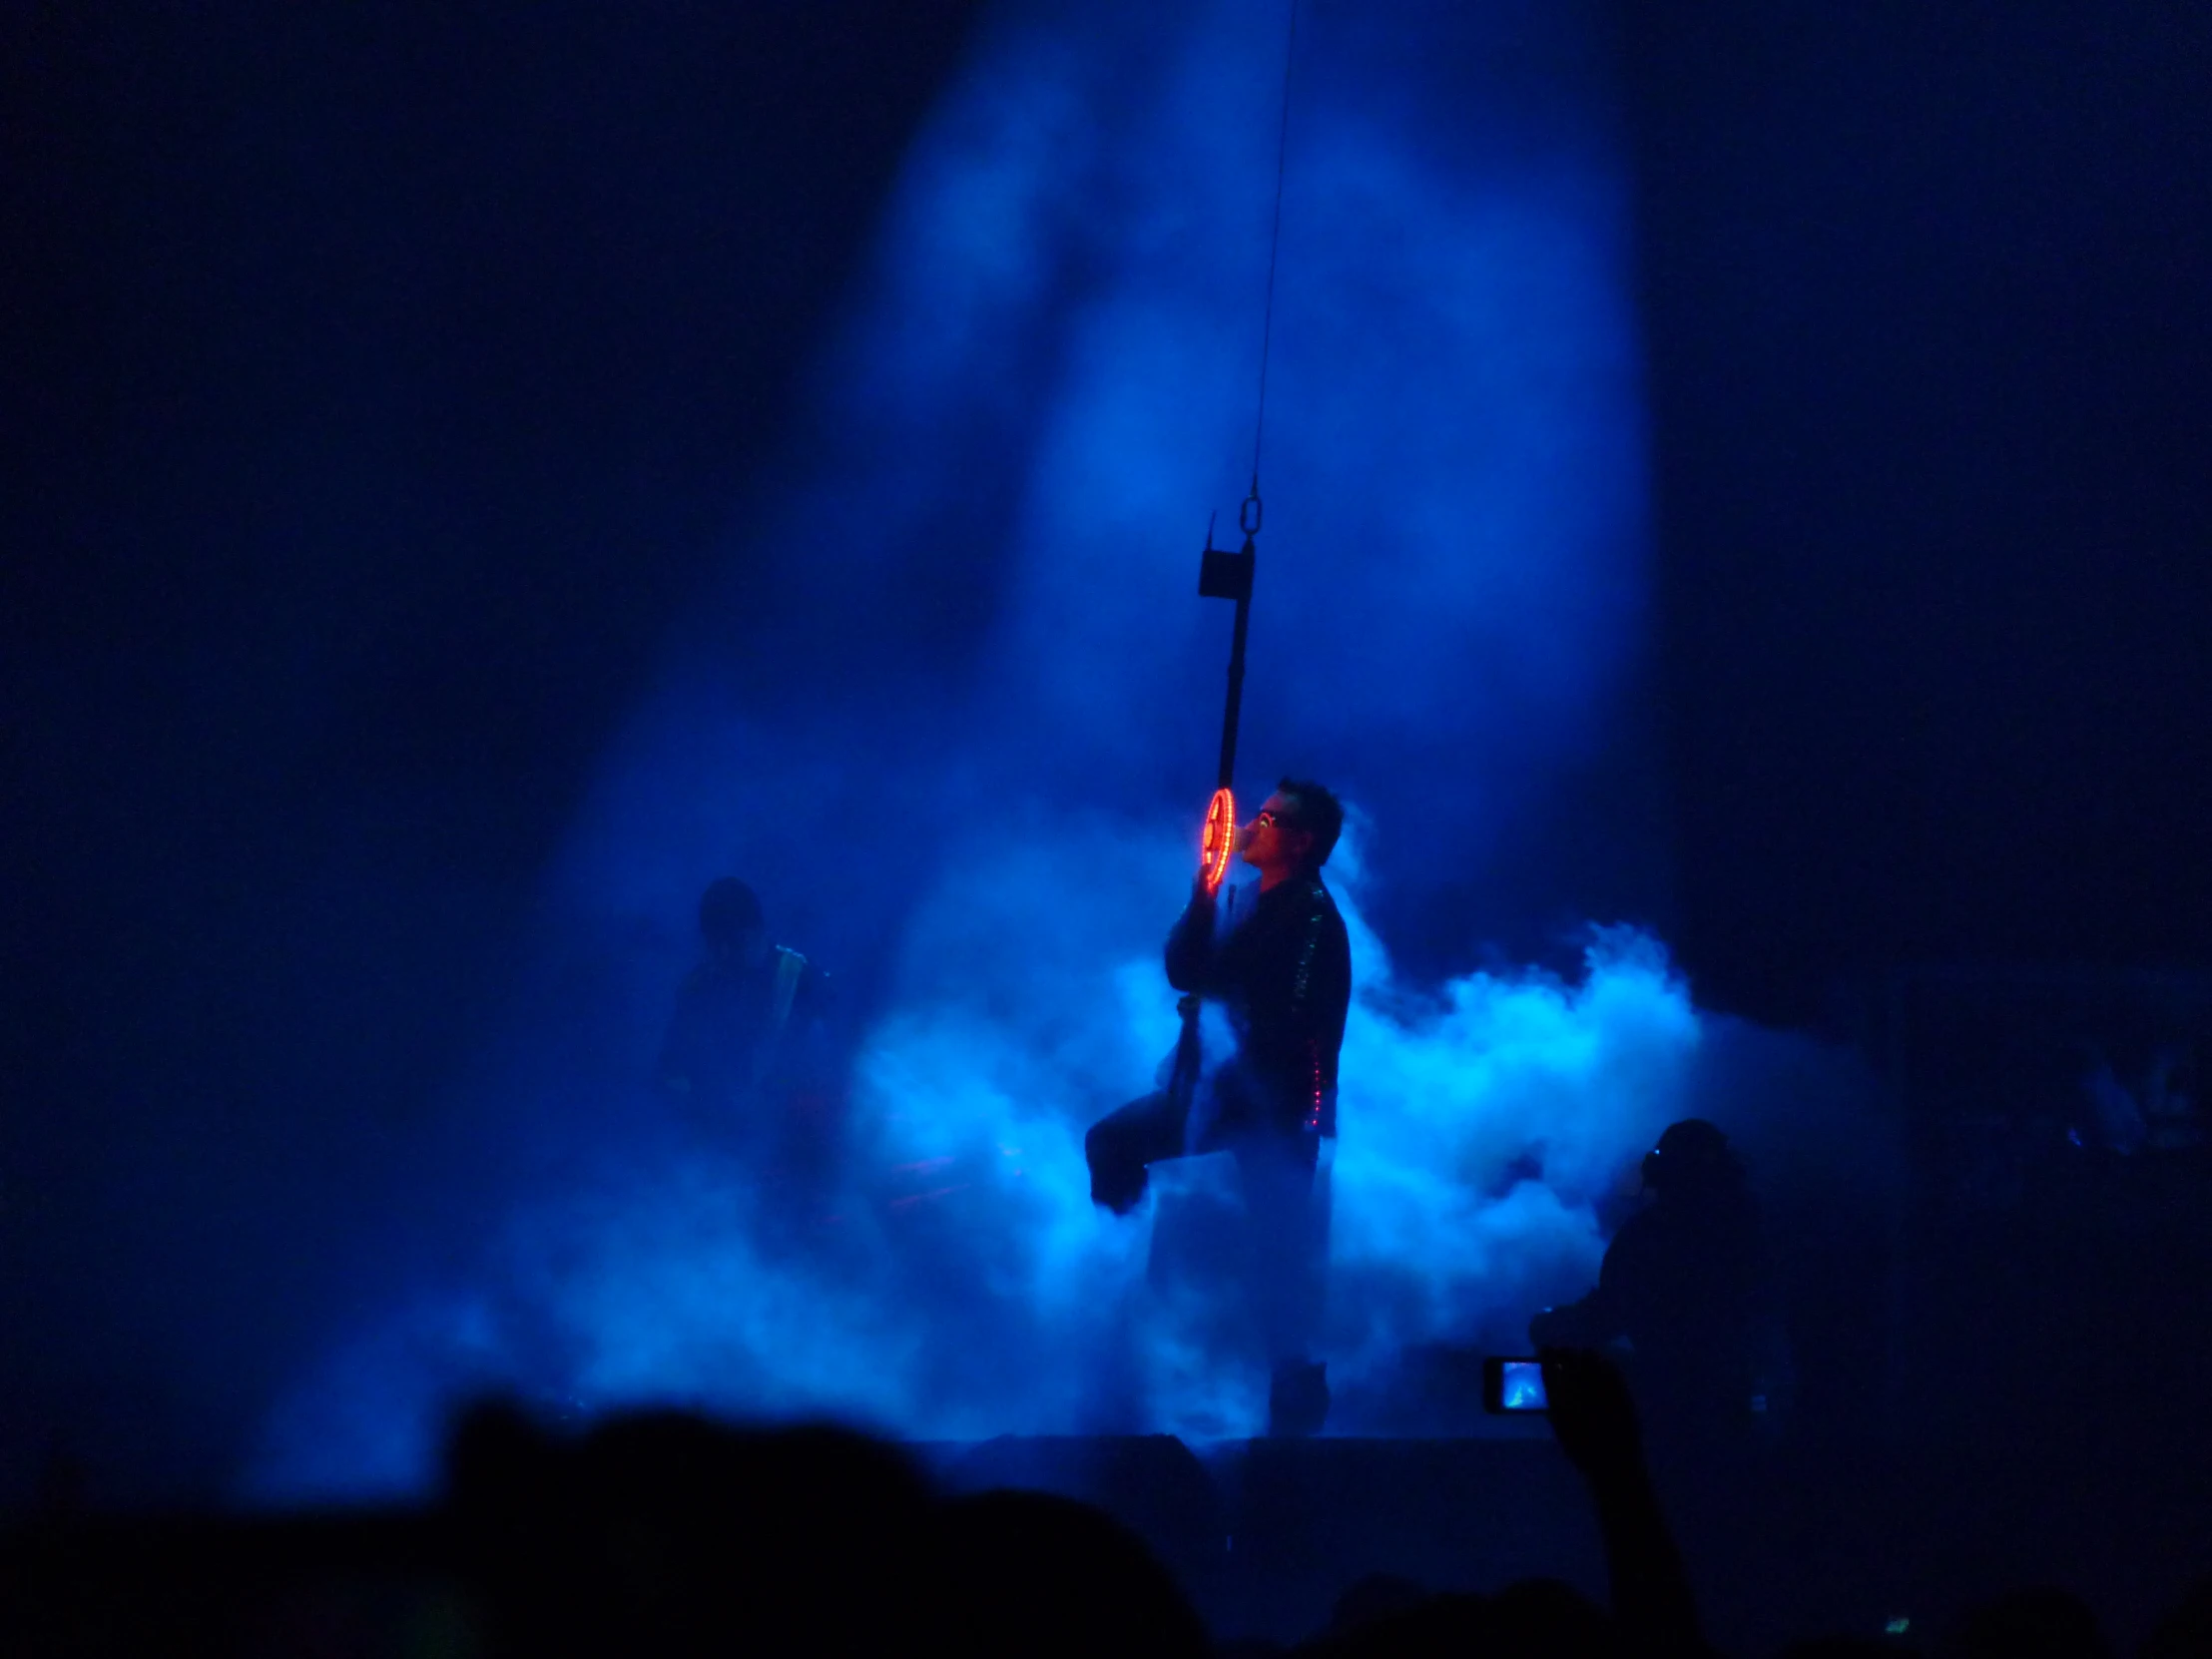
[[245, 0, 1808, 1501]]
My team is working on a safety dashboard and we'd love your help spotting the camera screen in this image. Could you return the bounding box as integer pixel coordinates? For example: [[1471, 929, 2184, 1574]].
[[1499, 1360, 1548, 1410]]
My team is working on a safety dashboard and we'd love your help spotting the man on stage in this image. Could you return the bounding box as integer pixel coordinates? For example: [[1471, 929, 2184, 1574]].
[[1086, 779, 1353, 1434], [657, 877, 837, 1222]]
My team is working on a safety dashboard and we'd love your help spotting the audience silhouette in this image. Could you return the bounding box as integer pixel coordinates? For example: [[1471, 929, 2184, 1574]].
[[5, 1346, 2206, 1656]]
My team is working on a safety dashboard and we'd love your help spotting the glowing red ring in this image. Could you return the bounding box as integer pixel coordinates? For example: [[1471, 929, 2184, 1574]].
[[1201, 788, 1236, 894]]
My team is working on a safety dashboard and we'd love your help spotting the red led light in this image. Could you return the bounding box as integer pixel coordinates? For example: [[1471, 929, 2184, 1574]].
[[1201, 788, 1236, 893]]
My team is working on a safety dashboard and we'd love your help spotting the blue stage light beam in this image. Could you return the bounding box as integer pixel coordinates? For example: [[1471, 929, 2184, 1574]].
[[245, 0, 1703, 1500]]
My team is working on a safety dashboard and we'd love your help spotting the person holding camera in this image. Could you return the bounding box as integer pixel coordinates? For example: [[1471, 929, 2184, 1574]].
[[1530, 1119, 1786, 1447]]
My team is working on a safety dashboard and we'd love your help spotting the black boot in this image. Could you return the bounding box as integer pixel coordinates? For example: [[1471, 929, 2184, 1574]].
[[1090, 1156, 1149, 1217], [1267, 1359, 1330, 1437], [1085, 1124, 1150, 1216]]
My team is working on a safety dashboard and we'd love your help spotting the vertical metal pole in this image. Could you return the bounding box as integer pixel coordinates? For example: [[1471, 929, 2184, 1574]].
[[1217, 550, 1254, 792]]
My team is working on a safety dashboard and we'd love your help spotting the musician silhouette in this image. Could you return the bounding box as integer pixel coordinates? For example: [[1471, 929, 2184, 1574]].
[[657, 878, 836, 1214]]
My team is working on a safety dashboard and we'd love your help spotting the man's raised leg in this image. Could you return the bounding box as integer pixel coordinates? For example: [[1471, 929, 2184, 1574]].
[[1084, 1091, 1191, 1216]]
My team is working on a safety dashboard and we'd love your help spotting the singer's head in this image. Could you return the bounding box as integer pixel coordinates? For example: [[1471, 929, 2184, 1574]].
[[1239, 778, 1344, 885]]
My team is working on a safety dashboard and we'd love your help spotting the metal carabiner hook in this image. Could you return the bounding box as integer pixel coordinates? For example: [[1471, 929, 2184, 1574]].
[[1239, 490, 1264, 538]]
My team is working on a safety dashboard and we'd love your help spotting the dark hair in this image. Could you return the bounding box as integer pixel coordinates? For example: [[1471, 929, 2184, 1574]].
[[1275, 778, 1345, 869], [1642, 1118, 1745, 1195], [699, 876, 764, 942]]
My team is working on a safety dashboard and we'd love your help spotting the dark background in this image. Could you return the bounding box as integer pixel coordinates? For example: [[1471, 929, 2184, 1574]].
[[1624, 5, 2212, 1022], [4, 0, 2209, 1498]]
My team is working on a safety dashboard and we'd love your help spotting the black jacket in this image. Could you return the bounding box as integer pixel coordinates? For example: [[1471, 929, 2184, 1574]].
[[656, 946, 830, 1112], [1165, 871, 1352, 1137], [1531, 1184, 1786, 1425]]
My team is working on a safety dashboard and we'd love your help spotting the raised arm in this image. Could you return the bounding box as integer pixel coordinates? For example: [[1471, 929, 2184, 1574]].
[[1541, 1348, 1707, 1659]]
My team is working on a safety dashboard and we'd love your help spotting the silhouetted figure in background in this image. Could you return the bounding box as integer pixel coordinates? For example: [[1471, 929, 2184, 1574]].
[[1530, 1119, 1785, 1449], [447, 1404, 945, 1656], [935, 1489, 1211, 1658], [441, 1401, 1221, 1658], [1086, 780, 1353, 1435], [657, 877, 836, 1214]]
